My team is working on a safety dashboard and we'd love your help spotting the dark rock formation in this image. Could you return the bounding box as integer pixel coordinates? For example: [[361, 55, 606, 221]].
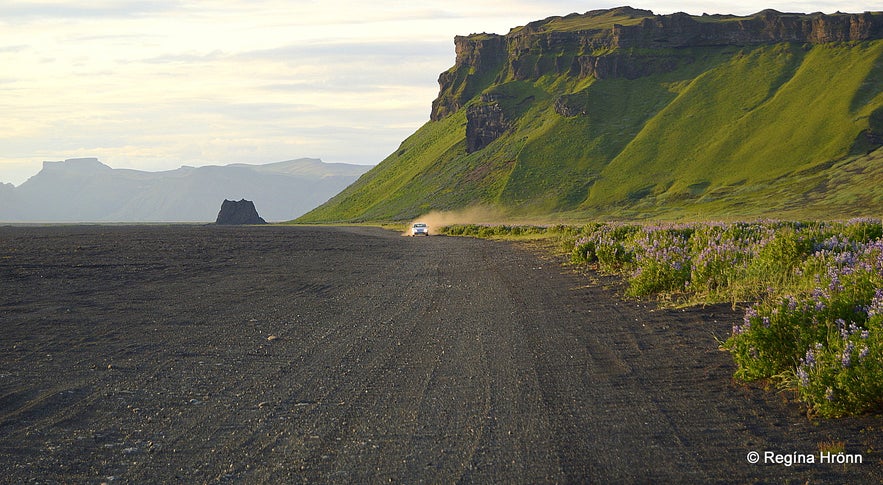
[[572, 52, 685, 80], [215, 199, 267, 225], [466, 102, 510, 152], [431, 34, 507, 121], [554, 95, 586, 117], [613, 10, 883, 48]]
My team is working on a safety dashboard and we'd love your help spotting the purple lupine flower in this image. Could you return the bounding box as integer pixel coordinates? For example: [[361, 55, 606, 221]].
[[744, 305, 758, 324], [804, 348, 816, 367], [733, 320, 751, 335], [828, 275, 842, 293], [858, 345, 869, 362], [841, 341, 854, 368], [796, 366, 809, 386], [868, 289, 883, 318], [837, 319, 848, 339]]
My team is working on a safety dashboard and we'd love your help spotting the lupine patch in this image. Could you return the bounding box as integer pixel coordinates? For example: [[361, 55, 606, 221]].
[[566, 218, 883, 417]]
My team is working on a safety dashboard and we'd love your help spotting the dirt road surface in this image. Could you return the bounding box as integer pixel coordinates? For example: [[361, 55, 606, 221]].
[[1, 225, 880, 483]]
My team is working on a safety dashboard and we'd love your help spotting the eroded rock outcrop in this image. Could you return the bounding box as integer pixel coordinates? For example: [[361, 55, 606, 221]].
[[572, 52, 684, 80], [431, 34, 507, 121], [215, 199, 267, 225], [430, 7, 883, 125], [465, 92, 514, 152], [613, 10, 883, 48]]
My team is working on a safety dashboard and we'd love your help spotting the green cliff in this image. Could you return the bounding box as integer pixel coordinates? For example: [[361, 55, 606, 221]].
[[299, 7, 883, 222]]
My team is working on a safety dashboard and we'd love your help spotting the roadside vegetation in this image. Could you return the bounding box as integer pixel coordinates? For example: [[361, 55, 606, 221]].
[[439, 219, 883, 418]]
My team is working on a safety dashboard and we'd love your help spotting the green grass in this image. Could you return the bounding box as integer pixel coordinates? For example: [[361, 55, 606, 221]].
[[510, 7, 649, 34], [297, 33, 883, 224]]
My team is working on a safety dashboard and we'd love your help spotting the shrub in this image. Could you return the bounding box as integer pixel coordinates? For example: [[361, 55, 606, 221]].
[[627, 228, 692, 296], [724, 236, 883, 417]]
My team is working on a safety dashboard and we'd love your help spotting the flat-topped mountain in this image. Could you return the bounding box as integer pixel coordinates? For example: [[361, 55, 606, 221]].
[[299, 7, 883, 222], [432, 7, 883, 121], [1, 158, 370, 222]]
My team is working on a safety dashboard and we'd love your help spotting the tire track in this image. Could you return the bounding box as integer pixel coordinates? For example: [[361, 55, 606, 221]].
[[0, 225, 880, 483]]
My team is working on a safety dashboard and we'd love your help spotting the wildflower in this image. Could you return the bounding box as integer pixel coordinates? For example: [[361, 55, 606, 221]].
[[796, 366, 809, 386], [841, 341, 854, 368], [804, 348, 816, 367], [858, 345, 869, 362], [825, 387, 835, 401], [837, 319, 848, 339], [868, 289, 883, 317], [828, 275, 842, 293], [762, 316, 771, 328], [744, 305, 758, 324]]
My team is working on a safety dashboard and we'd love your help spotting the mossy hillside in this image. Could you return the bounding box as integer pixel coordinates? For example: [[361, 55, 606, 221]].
[[587, 41, 883, 206], [298, 35, 883, 223], [299, 110, 519, 222]]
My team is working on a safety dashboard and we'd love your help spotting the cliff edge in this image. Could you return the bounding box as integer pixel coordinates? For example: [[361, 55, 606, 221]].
[[300, 7, 883, 223]]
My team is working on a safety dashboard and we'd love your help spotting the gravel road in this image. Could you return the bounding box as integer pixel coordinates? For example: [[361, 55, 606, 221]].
[[0, 225, 879, 483]]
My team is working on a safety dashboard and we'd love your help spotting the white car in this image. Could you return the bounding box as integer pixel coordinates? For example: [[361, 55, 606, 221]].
[[410, 222, 429, 236]]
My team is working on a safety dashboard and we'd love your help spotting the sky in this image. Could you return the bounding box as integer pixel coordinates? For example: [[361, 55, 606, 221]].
[[0, 1, 876, 185]]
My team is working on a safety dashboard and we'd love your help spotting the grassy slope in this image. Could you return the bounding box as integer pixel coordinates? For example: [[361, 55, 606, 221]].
[[587, 42, 883, 209], [298, 38, 883, 223]]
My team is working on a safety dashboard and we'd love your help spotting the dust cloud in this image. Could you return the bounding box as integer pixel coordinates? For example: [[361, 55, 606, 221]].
[[403, 206, 505, 236]]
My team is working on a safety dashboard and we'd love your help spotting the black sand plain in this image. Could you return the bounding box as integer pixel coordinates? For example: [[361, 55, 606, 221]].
[[0, 225, 880, 483]]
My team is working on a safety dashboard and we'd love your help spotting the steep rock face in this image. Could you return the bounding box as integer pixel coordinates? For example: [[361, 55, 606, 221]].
[[613, 10, 883, 48], [572, 52, 684, 80], [215, 199, 266, 225], [431, 34, 507, 121], [466, 95, 512, 152], [432, 8, 883, 126]]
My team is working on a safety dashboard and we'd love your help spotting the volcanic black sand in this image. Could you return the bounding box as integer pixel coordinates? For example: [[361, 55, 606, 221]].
[[1, 225, 880, 483]]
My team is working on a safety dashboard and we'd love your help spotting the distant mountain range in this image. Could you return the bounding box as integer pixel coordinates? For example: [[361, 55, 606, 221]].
[[0, 157, 371, 222]]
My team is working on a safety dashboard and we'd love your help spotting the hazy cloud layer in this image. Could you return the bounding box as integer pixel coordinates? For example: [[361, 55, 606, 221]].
[[0, 0, 872, 184]]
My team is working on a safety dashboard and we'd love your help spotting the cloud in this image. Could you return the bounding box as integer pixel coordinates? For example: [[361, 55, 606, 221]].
[[242, 39, 453, 62], [0, 0, 181, 21], [0, 0, 875, 185]]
